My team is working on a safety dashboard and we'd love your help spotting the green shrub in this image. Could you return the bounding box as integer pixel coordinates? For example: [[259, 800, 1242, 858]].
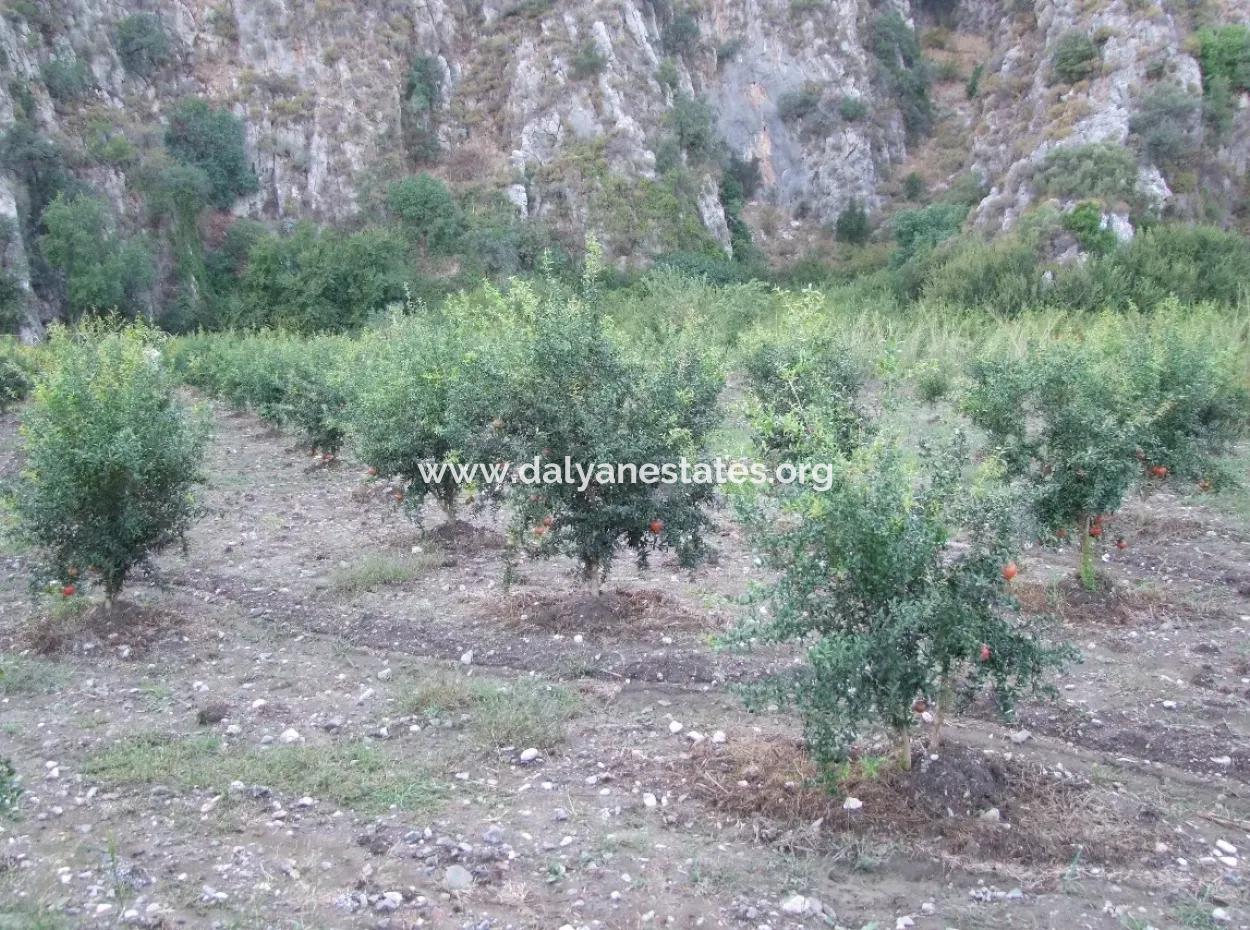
[[902, 171, 926, 200], [38, 193, 154, 320], [1104, 224, 1250, 307], [740, 300, 867, 457], [0, 270, 23, 334], [0, 337, 34, 411], [114, 13, 171, 77], [499, 268, 723, 593], [778, 85, 821, 122], [1061, 201, 1117, 254], [344, 314, 509, 519], [41, 56, 93, 102], [570, 40, 607, 79], [965, 325, 1247, 586], [871, 13, 933, 138], [0, 757, 20, 819], [15, 321, 209, 604], [965, 62, 984, 98], [1050, 31, 1099, 84], [838, 95, 868, 121], [666, 95, 719, 163], [385, 174, 463, 255], [1033, 143, 1139, 203], [834, 198, 870, 244], [715, 39, 742, 66], [656, 58, 680, 90], [1130, 83, 1201, 168], [921, 235, 1040, 314], [1195, 25, 1250, 93], [235, 223, 407, 333], [662, 11, 700, 56], [403, 54, 443, 162], [178, 331, 354, 455], [892, 202, 967, 264], [165, 98, 259, 209], [0, 123, 72, 233], [736, 432, 1070, 771]]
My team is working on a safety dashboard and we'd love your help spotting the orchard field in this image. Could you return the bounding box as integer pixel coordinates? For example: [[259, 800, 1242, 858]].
[[2, 266, 1250, 930]]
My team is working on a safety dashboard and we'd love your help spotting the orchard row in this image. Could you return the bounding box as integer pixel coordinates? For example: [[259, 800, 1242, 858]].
[[8, 273, 1249, 772]]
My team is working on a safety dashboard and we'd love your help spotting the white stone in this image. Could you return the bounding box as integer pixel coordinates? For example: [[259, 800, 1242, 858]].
[[842, 796, 863, 811]]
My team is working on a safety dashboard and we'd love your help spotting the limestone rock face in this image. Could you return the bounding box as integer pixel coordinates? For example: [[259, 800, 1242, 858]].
[[3, 0, 1250, 331]]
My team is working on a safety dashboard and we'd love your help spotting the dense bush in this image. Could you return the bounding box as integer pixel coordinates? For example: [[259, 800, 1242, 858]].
[[737, 433, 1070, 770], [1033, 143, 1139, 203], [0, 337, 34, 411], [1102, 224, 1250, 307], [38, 193, 154, 320], [15, 321, 208, 604], [834, 198, 870, 244], [180, 331, 355, 453], [666, 95, 719, 163], [570, 40, 608, 79], [740, 296, 867, 457], [871, 13, 933, 138], [165, 99, 258, 208], [42, 56, 93, 103], [778, 85, 821, 122], [838, 95, 868, 121], [114, 13, 171, 77], [1195, 25, 1250, 93], [892, 202, 966, 264], [1061, 201, 1117, 254], [1, 123, 73, 235], [345, 313, 510, 519], [661, 11, 700, 56], [921, 235, 1040, 313], [232, 224, 407, 333], [1130, 83, 1201, 168], [403, 54, 443, 162], [498, 268, 724, 593], [386, 174, 463, 256], [1050, 31, 1099, 84], [965, 323, 1248, 585]]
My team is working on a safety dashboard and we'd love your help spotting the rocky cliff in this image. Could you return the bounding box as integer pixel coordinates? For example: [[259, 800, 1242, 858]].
[[2, 0, 1249, 330]]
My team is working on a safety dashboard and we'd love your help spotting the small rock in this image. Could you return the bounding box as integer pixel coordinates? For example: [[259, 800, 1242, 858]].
[[1009, 729, 1031, 744], [197, 703, 229, 725], [668, 720, 683, 734], [374, 891, 403, 913], [979, 807, 1002, 823], [711, 730, 727, 744], [279, 728, 302, 744], [1212, 907, 1231, 923], [460, 650, 474, 666], [842, 796, 863, 811], [377, 668, 393, 681], [444, 864, 473, 891], [519, 748, 540, 764], [1215, 839, 1238, 856], [1162, 700, 1178, 710], [779, 894, 823, 916], [642, 792, 658, 809], [896, 918, 915, 930]]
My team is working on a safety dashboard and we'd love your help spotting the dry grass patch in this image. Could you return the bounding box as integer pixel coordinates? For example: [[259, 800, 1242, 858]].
[[397, 669, 581, 752]]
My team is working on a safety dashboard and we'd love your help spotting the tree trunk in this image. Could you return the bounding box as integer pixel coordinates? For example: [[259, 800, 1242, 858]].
[[1079, 514, 1096, 590], [931, 675, 952, 749], [586, 561, 601, 598], [897, 726, 912, 771]]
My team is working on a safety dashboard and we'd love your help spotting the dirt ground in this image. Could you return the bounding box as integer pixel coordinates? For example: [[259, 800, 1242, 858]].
[[1, 399, 1249, 930]]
